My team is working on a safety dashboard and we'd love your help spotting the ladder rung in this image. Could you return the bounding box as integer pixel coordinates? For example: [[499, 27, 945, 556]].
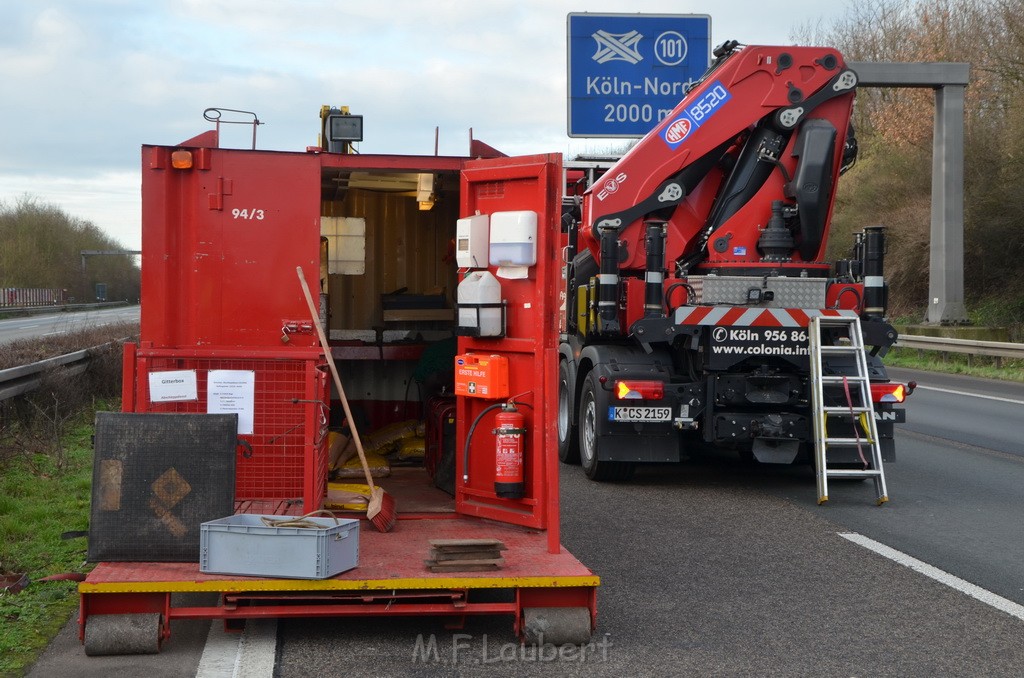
[[824, 437, 874, 445], [814, 319, 859, 328], [825, 469, 883, 478], [820, 346, 861, 354], [820, 375, 867, 383], [823, 406, 871, 414]]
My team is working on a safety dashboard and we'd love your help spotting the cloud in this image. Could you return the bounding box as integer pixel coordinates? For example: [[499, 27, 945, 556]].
[[0, 0, 849, 243], [0, 171, 141, 250]]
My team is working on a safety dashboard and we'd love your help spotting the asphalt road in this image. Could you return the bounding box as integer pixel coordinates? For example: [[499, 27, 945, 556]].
[[790, 367, 1024, 608], [888, 366, 1024, 456], [26, 367, 1024, 676], [0, 306, 140, 344]]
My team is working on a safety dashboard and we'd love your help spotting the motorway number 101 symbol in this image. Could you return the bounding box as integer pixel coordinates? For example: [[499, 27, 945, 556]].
[[655, 31, 688, 66]]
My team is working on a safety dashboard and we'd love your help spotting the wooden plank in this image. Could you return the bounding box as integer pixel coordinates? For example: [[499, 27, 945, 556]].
[[426, 559, 505, 572], [425, 559, 505, 568], [429, 549, 503, 561], [429, 539, 507, 549]]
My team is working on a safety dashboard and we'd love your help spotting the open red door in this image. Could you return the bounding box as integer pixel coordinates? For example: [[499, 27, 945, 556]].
[[456, 153, 563, 550]]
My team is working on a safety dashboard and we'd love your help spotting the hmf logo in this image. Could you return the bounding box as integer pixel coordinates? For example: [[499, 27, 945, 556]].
[[597, 173, 628, 201], [664, 118, 692, 144]]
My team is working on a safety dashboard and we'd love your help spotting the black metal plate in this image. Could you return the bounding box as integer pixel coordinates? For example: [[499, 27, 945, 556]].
[[88, 412, 237, 562]]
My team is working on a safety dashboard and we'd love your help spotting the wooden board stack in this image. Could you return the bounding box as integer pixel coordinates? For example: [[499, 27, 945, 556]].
[[426, 539, 507, 572]]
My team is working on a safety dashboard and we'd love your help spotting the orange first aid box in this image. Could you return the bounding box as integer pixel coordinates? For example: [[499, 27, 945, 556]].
[[454, 354, 509, 399]]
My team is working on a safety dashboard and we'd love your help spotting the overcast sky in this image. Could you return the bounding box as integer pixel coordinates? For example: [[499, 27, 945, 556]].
[[0, 1, 853, 251]]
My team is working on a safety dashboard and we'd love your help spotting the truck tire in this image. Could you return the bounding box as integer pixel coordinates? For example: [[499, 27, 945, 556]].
[[578, 373, 635, 481], [558, 360, 580, 464]]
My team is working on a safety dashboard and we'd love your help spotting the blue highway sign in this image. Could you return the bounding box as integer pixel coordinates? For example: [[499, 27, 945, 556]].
[[567, 13, 711, 137]]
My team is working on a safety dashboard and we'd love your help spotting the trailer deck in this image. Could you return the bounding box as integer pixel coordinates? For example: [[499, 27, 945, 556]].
[[80, 473, 598, 651]]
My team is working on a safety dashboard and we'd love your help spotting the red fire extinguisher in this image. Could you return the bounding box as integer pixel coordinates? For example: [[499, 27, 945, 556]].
[[493, 403, 526, 499]]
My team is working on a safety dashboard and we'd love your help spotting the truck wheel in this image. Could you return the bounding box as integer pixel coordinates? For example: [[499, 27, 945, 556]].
[[578, 373, 634, 481], [558, 360, 580, 464]]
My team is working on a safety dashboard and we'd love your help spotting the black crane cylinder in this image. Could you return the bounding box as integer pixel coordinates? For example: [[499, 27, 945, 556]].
[[644, 220, 667, 317], [862, 225, 887, 317], [597, 226, 620, 333]]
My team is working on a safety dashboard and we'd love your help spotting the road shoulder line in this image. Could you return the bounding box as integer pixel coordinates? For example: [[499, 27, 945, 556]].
[[912, 384, 1024, 406], [839, 532, 1024, 622]]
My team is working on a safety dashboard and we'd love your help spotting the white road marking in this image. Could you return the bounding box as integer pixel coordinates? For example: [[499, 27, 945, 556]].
[[912, 384, 1024, 406], [195, 619, 277, 678], [839, 532, 1024, 622], [195, 623, 241, 676]]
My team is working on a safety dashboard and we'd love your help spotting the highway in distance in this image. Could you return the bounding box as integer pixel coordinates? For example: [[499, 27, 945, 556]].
[[0, 306, 140, 345]]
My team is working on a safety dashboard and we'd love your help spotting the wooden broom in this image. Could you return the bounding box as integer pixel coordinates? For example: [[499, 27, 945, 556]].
[[297, 266, 397, 532]]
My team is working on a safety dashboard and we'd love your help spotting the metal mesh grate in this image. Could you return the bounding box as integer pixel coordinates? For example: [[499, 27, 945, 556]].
[[88, 412, 237, 562], [138, 356, 328, 511]]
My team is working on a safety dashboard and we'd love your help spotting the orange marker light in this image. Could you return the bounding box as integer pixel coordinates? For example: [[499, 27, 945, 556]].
[[171, 150, 193, 169]]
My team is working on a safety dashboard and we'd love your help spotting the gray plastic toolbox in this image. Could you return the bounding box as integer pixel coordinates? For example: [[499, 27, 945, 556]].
[[200, 514, 359, 579]]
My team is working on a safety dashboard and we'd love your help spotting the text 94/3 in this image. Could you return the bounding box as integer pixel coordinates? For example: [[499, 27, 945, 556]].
[[231, 208, 265, 220]]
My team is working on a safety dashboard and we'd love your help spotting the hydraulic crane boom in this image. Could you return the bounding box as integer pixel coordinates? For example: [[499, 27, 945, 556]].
[[581, 42, 857, 275]]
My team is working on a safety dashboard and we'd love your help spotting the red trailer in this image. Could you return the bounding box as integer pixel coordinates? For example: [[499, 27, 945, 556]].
[[79, 120, 597, 654]]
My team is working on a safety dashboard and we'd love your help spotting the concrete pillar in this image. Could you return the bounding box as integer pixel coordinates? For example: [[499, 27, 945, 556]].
[[927, 85, 969, 324], [850, 62, 970, 324]]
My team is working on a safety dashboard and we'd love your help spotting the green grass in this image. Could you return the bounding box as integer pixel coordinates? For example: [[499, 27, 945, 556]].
[[884, 347, 1024, 382], [887, 299, 1024, 381], [0, 415, 96, 678]]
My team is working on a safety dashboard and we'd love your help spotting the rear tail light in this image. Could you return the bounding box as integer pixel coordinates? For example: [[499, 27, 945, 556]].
[[870, 382, 906, 403], [614, 380, 664, 400]]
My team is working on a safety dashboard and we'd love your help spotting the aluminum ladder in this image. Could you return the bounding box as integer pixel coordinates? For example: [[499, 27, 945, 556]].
[[808, 315, 888, 505]]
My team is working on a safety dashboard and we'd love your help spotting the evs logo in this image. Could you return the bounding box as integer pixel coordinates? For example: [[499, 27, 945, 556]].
[[597, 172, 628, 201]]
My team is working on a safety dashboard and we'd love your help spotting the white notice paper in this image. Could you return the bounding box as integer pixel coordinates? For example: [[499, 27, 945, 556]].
[[207, 370, 256, 434], [148, 370, 198, 402]]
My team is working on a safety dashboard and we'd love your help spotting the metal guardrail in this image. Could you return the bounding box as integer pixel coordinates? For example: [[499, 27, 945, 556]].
[[895, 334, 1024, 360], [0, 341, 123, 402], [0, 301, 130, 316], [0, 349, 93, 401]]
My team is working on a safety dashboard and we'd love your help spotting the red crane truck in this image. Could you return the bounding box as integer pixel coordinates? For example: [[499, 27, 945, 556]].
[[557, 41, 909, 481]]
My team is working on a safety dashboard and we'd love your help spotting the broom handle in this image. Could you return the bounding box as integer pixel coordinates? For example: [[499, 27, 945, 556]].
[[297, 266, 377, 492]]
